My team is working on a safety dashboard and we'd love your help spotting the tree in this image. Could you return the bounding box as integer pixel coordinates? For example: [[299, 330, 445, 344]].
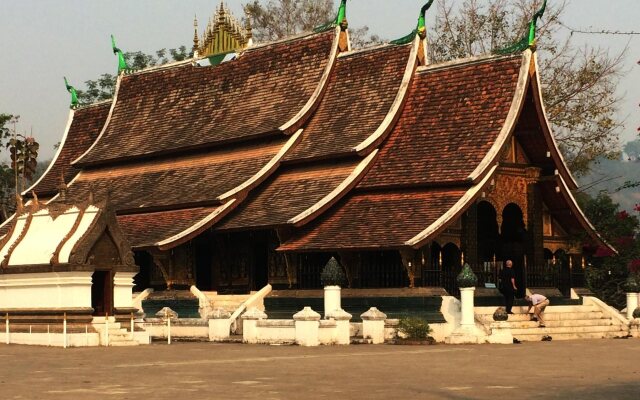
[[0, 115, 41, 222], [430, 0, 625, 176], [243, 0, 383, 46], [581, 192, 640, 308], [78, 46, 190, 105], [243, 0, 334, 41]]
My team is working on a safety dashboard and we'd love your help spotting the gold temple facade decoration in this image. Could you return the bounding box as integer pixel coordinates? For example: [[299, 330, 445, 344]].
[[193, 2, 253, 59], [483, 166, 541, 230]]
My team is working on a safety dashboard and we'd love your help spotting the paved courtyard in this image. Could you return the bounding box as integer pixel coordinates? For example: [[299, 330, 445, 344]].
[[1, 339, 639, 399]]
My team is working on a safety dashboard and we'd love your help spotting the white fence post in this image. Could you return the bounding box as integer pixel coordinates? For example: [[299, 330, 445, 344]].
[[360, 308, 387, 344], [293, 307, 321, 347], [5, 313, 9, 345], [105, 313, 109, 347], [63, 312, 68, 349], [167, 317, 171, 345]]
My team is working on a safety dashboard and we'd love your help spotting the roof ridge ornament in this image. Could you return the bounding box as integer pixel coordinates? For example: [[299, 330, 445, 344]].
[[496, 0, 547, 55], [63, 77, 79, 109], [111, 34, 130, 74], [390, 0, 435, 45], [314, 0, 348, 33]]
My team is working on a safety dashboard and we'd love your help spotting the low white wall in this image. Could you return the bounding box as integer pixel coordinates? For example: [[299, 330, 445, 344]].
[[142, 320, 209, 339], [256, 320, 295, 343], [318, 320, 338, 345], [0, 272, 93, 309], [4, 332, 100, 347]]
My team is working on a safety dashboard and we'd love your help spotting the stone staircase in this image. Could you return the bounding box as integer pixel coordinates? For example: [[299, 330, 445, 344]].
[[92, 317, 139, 346], [476, 304, 630, 341], [207, 293, 256, 313]]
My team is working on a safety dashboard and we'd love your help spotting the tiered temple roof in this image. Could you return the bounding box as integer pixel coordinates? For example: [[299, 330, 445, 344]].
[[11, 10, 609, 256]]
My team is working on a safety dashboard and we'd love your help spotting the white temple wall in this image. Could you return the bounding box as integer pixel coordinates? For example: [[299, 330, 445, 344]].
[[0, 272, 93, 309]]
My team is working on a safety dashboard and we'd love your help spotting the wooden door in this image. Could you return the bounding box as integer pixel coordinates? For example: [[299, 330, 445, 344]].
[[91, 270, 113, 316]]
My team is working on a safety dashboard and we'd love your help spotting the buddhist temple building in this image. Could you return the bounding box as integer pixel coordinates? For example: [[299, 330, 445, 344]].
[[0, 1, 612, 323]]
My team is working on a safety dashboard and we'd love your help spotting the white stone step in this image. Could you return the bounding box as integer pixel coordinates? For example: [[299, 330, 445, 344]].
[[510, 324, 625, 335], [513, 331, 630, 341], [501, 319, 618, 329], [108, 340, 139, 346], [478, 311, 604, 322], [93, 322, 123, 331], [91, 316, 117, 323]]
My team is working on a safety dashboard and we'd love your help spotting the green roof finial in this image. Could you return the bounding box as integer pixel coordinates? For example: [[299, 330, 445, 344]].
[[111, 34, 129, 73], [314, 0, 348, 32], [64, 77, 79, 109], [335, 0, 347, 29], [496, 0, 547, 54], [390, 0, 435, 45], [528, 0, 547, 46]]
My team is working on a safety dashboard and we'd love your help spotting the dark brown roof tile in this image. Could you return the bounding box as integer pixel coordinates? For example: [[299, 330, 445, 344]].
[[76, 31, 335, 166], [359, 55, 523, 189]]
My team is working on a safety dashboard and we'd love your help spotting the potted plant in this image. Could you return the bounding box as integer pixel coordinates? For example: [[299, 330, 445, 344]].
[[320, 257, 346, 317]]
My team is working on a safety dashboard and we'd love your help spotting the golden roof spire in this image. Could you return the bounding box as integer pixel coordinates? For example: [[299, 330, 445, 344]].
[[192, 15, 200, 57], [194, 1, 253, 59]]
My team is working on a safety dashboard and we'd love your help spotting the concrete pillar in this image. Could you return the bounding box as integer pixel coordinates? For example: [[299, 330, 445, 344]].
[[324, 286, 342, 318], [460, 287, 476, 327], [626, 293, 639, 321], [326, 308, 352, 345], [293, 307, 321, 347], [208, 308, 231, 342], [113, 272, 137, 309], [241, 307, 267, 344], [361, 307, 387, 344]]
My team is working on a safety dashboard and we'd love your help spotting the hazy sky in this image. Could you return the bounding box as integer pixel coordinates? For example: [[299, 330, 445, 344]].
[[0, 0, 638, 160]]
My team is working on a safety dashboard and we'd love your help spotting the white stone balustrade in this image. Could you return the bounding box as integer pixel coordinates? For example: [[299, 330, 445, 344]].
[[326, 308, 352, 345], [293, 307, 321, 347], [361, 307, 387, 344], [208, 308, 232, 341], [241, 307, 267, 344]]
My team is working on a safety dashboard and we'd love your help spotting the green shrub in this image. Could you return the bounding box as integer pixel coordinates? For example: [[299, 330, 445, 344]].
[[397, 317, 431, 340]]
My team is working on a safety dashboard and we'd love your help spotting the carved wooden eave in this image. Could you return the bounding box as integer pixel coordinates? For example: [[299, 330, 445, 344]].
[[467, 50, 532, 184], [529, 52, 580, 190], [65, 201, 136, 271], [353, 37, 420, 155], [0, 200, 137, 274], [22, 109, 75, 196], [277, 26, 342, 135], [406, 165, 499, 249]]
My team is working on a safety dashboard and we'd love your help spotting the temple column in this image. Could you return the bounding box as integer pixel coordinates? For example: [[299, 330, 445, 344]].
[[461, 204, 479, 267], [526, 172, 544, 274], [400, 249, 420, 288]]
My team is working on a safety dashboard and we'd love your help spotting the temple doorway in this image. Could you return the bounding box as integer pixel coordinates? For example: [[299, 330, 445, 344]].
[[500, 203, 526, 297], [91, 270, 113, 316], [477, 201, 499, 263]]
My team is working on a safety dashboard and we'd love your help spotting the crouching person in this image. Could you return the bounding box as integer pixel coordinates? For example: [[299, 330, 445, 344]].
[[525, 293, 550, 328]]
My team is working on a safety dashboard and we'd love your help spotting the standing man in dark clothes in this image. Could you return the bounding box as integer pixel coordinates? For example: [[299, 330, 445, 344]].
[[501, 260, 518, 314]]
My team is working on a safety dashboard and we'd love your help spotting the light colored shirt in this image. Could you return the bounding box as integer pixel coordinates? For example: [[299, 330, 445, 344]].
[[530, 294, 547, 305]]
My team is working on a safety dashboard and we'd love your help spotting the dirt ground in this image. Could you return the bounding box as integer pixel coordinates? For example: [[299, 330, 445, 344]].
[[1, 339, 639, 399]]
